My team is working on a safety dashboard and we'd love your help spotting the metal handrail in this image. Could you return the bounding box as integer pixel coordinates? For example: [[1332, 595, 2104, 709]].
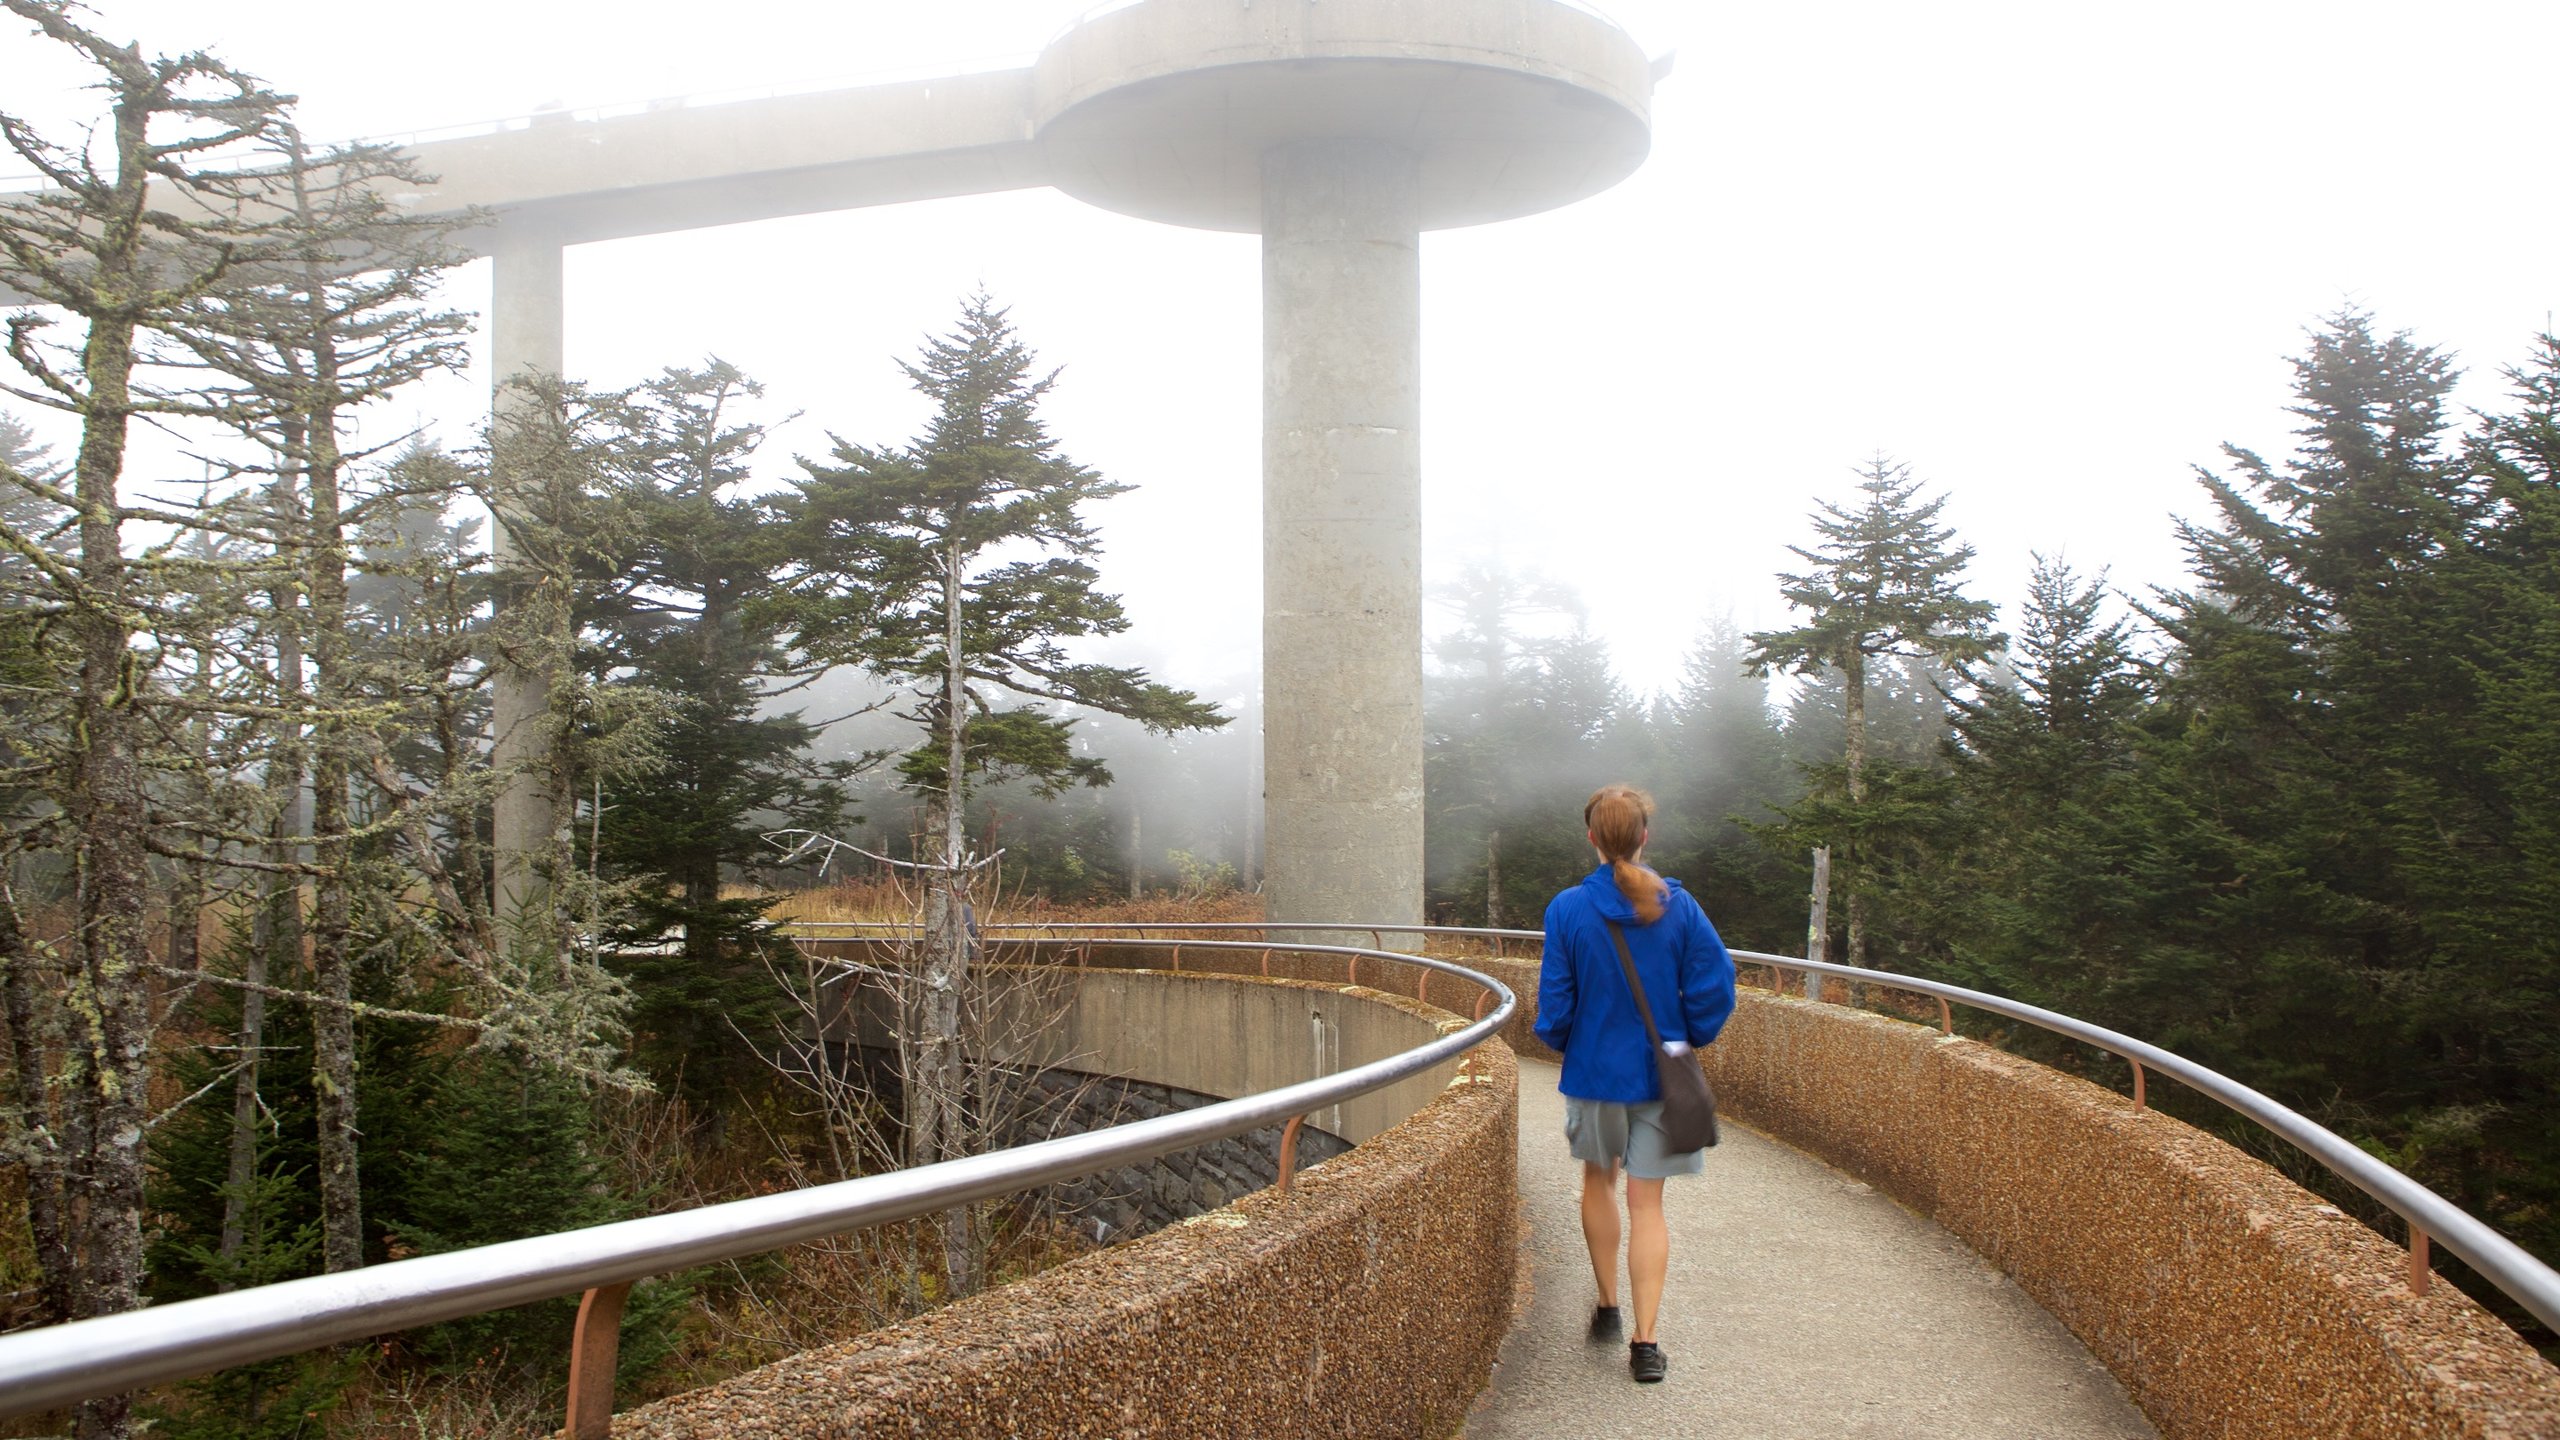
[[895, 919, 2560, 1333], [911, 917, 2549, 1332], [0, 939, 1513, 1423], [1714, 946, 2560, 1336], [786, 919, 1536, 946]]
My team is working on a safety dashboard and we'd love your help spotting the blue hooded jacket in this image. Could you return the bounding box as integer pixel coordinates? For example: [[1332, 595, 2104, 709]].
[[1535, 867, 1737, 1103]]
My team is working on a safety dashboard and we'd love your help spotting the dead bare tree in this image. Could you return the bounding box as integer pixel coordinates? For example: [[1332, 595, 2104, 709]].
[[757, 829, 1109, 1313]]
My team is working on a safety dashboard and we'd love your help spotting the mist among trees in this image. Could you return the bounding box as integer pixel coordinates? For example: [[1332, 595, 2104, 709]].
[[3, 5, 2557, 1435]]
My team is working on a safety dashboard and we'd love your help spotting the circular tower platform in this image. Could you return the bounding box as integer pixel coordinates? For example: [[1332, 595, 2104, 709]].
[[1034, 0, 1657, 938], [1032, 0, 1654, 233]]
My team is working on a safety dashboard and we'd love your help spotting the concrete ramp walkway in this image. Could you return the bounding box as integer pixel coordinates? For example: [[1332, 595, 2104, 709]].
[[1465, 1062, 2157, 1439]]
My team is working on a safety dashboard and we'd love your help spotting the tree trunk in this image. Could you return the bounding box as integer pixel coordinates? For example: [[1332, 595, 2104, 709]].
[[223, 576, 305, 1282], [1842, 651, 1869, 972], [1241, 711, 1260, 891], [1484, 826, 1503, 930], [682, 581, 732, 970], [0, 891, 71, 1331], [165, 867, 204, 974], [67, 279, 150, 1440], [302, 323, 364, 1275], [219, 876, 277, 1282], [1805, 846, 1830, 1003], [915, 541, 975, 1299], [1127, 810, 1142, 900]]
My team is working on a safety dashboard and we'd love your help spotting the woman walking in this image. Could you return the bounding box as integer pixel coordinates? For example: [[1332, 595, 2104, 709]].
[[1534, 784, 1737, 1383]]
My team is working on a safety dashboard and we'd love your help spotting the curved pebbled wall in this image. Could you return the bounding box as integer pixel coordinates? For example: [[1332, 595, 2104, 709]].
[[613, 970, 1518, 1440], [1693, 986, 2560, 1439]]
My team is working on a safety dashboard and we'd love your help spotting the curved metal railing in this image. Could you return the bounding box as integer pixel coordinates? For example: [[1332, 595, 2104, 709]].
[[0, 938, 1514, 1428], [1721, 947, 2560, 1337], [811, 919, 2560, 1336], [791, 918, 1540, 952]]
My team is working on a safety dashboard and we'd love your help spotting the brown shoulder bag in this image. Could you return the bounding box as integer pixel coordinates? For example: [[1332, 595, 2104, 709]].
[[1604, 919, 1720, 1151]]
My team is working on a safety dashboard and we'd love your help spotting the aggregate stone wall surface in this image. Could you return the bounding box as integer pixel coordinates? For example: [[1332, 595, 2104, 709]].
[[615, 976, 1517, 1440], [1466, 953, 1556, 1064], [1693, 987, 2560, 1440]]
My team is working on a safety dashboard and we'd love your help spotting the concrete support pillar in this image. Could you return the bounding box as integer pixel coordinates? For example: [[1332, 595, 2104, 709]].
[[1260, 141, 1424, 943], [488, 236, 565, 933]]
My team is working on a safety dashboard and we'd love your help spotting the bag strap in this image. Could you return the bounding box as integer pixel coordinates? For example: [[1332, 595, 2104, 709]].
[[1603, 920, 1669, 1050]]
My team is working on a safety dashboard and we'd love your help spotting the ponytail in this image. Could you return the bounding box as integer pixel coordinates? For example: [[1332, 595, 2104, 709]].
[[1583, 784, 1667, 924]]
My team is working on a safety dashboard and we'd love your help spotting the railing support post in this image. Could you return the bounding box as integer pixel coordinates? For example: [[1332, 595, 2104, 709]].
[[2131, 1059, 2148, 1112], [2410, 1228, 2432, 1295], [565, 1281, 633, 1440], [1937, 996, 1953, 1036], [1278, 1114, 1308, 1197]]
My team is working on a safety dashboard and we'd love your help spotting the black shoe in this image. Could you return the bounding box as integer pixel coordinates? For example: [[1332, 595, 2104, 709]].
[[1587, 1305, 1622, 1343], [1629, 1341, 1667, 1383]]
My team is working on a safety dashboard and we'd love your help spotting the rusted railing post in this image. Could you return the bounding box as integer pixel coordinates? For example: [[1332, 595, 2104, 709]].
[[1277, 1115, 1308, 1197], [1260, 946, 1271, 977], [2411, 1227, 2432, 1295], [565, 1281, 634, 1440], [1937, 997, 1953, 1036], [2131, 1059, 2148, 1112]]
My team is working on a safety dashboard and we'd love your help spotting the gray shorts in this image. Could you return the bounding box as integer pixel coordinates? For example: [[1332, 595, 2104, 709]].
[[1564, 1094, 1707, 1180]]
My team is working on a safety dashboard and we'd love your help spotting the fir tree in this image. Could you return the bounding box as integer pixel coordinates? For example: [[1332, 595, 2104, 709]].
[[1749, 456, 1999, 966], [1657, 618, 1800, 949], [770, 294, 1222, 1296], [0, 14, 297, 1431], [579, 360, 858, 1113], [390, 1049, 682, 1407]]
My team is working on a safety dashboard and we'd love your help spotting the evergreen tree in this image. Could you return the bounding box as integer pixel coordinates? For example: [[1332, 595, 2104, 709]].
[[1657, 618, 1800, 949], [2132, 311, 2469, 1082], [389, 1049, 682, 1408], [770, 294, 1222, 1296], [1423, 564, 1582, 927], [579, 360, 857, 1111], [0, 15, 296, 1432], [164, 117, 476, 1278], [1917, 557, 2151, 1004], [1748, 457, 1999, 966]]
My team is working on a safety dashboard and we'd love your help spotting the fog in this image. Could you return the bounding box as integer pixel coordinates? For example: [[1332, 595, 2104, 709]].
[[10, 2, 2557, 701]]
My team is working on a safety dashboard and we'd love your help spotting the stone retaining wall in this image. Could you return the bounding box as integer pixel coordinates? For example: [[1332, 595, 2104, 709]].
[[1695, 987, 2560, 1439], [615, 975, 1516, 1440], [1466, 953, 1554, 1064]]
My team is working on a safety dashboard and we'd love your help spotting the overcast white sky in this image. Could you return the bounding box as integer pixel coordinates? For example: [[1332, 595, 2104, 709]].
[[10, 0, 2560, 700]]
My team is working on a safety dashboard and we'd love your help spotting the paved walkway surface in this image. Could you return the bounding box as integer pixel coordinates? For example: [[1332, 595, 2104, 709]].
[[1464, 1062, 2157, 1439]]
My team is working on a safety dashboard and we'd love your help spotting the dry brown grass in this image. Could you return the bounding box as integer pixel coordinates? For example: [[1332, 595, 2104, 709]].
[[747, 880, 1267, 930]]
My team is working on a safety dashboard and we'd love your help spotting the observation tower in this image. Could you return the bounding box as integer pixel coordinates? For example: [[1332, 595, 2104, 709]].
[[1031, 1, 1656, 933]]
